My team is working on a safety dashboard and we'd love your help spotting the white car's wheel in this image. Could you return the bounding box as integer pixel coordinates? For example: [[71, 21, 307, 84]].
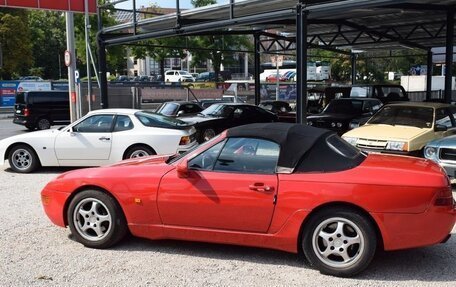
[[8, 144, 40, 173], [124, 145, 155, 159]]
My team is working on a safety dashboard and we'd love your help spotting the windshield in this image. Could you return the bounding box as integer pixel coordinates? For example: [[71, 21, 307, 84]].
[[156, 103, 179, 116], [350, 87, 370, 98], [324, 99, 363, 114], [135, 111, 189, 128], [201, 104, 235, 117], [167, 134, 223, 164], [368, 105, 433, 128]]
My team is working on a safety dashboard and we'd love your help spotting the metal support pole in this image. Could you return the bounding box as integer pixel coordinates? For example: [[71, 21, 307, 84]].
[[426, 49, 433, 101], [296, 4, 308, 124], [84, 0, 92, 113], [230, 0, 234, 19], [66, 12, 77, 123], [254, 33, 261, 105], [133, 0, 137, 35], [97, 7, 108, 109], [445, 6, 454, 103], [176, 0, 181, 27], [351, 53, 356, 85]]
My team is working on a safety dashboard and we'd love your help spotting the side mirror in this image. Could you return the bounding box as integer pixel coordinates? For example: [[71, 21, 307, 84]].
[[434, 124, 448, 132], [177, 110, 185, 117], [177, 158, 189, 178]]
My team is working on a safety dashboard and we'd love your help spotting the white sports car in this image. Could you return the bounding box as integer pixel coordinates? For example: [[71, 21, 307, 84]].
[[0, 109, 198, 173]]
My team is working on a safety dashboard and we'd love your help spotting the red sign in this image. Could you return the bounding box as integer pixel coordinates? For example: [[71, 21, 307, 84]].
[[0, 0, 96, 13]]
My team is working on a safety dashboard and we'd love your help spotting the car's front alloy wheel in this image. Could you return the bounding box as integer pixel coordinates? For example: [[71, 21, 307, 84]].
[[67, 190, 127, 249], [302, 208, 377, 277], [8, 145, 40, 173]]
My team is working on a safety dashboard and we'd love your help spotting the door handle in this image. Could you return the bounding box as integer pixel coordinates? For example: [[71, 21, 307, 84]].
[[99, 136, 111, 141], [249, 183, 274, 192]]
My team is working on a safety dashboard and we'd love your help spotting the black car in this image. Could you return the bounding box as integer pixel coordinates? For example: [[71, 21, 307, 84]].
[[155, 101, 203, 117], [13, 90, 70, 130], [180, 103, 278, 142], [349, 84, 409, 103], [259, 100, 296, 123], [307, 98, 383, 134]]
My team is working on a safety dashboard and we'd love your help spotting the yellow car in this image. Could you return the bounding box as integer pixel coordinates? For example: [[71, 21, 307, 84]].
[[342, 102, 456, 156]]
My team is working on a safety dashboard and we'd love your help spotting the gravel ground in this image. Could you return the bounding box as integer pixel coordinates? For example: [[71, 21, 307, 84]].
[[0, 163, 455, 287]]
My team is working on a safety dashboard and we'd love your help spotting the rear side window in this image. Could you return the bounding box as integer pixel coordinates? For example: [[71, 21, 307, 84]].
[[113, 115, 134, 132], [15, 93, 26, 104]]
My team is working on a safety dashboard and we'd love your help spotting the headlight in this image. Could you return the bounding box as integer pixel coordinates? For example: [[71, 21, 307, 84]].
[[349, 122, 359, 129], [330, 122, 336, 128], [336, 122, 343, 128], [386, 141, 408, 151], [343, 137, 358, 146], [424, 146, 437, 158]]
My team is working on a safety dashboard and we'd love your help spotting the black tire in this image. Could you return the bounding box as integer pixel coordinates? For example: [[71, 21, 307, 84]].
[[8, 144, 40, 173], [36, 117, 51, 130], [302, 207, 377, 277], [124, 145, 155, 159], [25, 124, 35, 131], [67, 190, 127, 249]]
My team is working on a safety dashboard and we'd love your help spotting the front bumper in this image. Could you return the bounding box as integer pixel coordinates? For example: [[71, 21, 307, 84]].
[[41, 188, 72, 227], [176, 140, 198, 154], [358, 147, 421, 157]]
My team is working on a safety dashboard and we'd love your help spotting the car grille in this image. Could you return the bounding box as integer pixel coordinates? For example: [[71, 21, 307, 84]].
[[190, 133, 197, 143], [311, 120, 331, 128], [356, 138, 388, 149], [440, 148, 456, 161]]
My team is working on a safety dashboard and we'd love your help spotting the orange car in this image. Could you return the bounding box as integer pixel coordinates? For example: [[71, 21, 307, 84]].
[[41, 123, 455, 277]]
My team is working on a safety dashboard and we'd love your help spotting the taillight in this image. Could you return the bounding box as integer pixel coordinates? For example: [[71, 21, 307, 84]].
[[179, 136, 190, 145], [24, 108, 29, 117], [434, 187, 455, 207]]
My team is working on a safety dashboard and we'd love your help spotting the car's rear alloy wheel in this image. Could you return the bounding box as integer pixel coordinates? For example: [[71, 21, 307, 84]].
[[8, 145, 39, 173], [37, 118, 51, 130], [68, 190, 127, 249], [302, 208, 377, 277], [202, 129, 216, 142], [125, 145, 155, 159]]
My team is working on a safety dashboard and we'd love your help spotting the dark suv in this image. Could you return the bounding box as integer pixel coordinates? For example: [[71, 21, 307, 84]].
[[13, 91, 70, 130]]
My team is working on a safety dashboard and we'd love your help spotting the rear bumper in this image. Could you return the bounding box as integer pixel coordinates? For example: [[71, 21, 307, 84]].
[[13, 116, 30, 126], [372, 206, 456, 251]]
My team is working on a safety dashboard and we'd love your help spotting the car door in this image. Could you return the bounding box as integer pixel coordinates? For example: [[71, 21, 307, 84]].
[[54, 114, 114, 160], [158, 137, 279, 233]]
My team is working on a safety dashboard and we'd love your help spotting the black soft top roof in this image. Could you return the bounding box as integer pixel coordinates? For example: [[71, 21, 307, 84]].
[[226, 123, 333, 170]]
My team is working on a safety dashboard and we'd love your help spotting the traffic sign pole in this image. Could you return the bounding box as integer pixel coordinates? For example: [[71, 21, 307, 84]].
[[66, 12, 78, 122]]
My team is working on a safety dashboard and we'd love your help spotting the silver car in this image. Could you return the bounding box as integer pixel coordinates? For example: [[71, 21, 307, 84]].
[[424, 135, 456, 180]]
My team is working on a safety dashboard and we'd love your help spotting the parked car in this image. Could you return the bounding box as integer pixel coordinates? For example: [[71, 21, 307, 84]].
[[164, 70, 195, 82], [1, 109, 197, 173], [155, 101, 203, 117], [198, 99, 232, 109], [180, 103, 278, 142], [13, 90, 70, 130], [259, 100, 296, 123], [195, 72, 220, 82], [342, 102, 456, 156], [266, 73, 283, 83], [348, 84, 409, 103], [307, 98, 383, 135], [279, 71, 296, 82], [424, 136, 456, 180], [41, 123, 456, 278]]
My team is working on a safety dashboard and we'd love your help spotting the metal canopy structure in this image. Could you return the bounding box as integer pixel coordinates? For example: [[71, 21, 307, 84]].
[[97, 0, 456, 123]]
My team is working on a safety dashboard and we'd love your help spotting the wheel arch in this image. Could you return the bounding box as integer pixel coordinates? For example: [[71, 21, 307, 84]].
[[297, 201, 384, 254], [122, 143, 157, 160], [4, 142, 42, 165], [63, 185, 127, 227]]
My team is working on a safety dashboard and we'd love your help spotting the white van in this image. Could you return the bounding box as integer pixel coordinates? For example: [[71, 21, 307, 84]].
[[164, 70, 195, 82]]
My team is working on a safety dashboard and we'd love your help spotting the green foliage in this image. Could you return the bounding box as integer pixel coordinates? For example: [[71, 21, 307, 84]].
[[0, 8, 33, 80], [191, 0, 217, 7]]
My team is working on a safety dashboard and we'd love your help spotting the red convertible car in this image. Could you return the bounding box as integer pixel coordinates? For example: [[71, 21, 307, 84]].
[[41, 123, 455, 277]]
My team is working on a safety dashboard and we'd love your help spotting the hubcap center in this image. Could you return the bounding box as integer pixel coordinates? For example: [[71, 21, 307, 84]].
[[334, 239, 343, 248]]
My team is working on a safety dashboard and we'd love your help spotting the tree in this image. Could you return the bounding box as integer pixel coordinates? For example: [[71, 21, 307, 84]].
[[0, 8, 33, 79], [28, 11, 66, 79], [191, 0, 217, 7]]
